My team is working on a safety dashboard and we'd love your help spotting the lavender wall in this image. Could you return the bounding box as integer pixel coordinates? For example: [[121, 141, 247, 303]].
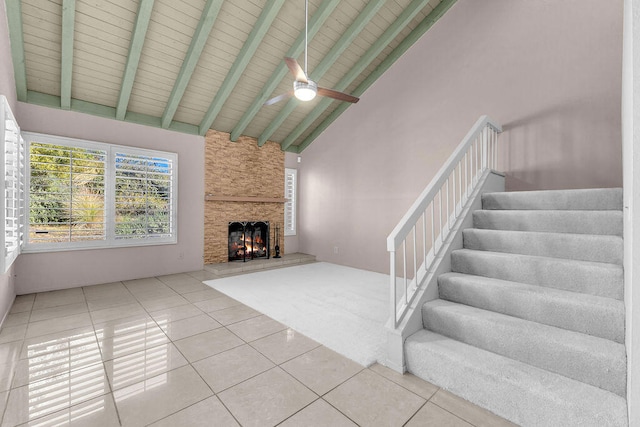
[[299, 0, 623, 274], [0, 0, 16, 320], [15, 104, 205, 294]]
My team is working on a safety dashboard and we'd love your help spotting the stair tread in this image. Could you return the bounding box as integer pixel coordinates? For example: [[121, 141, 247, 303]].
[[462, 228, 623, 264], [422, 299, 626, 396], [423, 299, 624, 356], [405, 330, 628, 427], [451, 249, 623, 300], [453, 248, 622, 270], [464, 227, 623, 240], [473, 209, 623, 236], [482, 188, 623, 211], [439, 272, 624, 307]]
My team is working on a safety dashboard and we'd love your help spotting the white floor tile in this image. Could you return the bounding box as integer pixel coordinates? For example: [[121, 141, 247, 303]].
[[104, 342, 188, 391], [148, 396, 239, 427], [158, 314, 222, 341], [193, 344, 274, 392], [217, 367, 317, 427], [97, 325, 169, 361], [173, 328, 244, 363], [2, 363, 110, 426], [113, 365, 212, 426], [15, 393, 121, 427], [25, 313, 93, 339]]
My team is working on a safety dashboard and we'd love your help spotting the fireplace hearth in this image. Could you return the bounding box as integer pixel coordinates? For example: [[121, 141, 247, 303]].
[[228, 221, 270, 262]]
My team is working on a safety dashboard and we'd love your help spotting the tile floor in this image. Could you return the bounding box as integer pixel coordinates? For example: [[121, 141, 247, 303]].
[[0, 266, 516, 426]]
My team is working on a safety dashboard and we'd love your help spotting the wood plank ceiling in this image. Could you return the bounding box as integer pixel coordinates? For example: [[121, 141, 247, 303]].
[[6, 0, 456, 152]]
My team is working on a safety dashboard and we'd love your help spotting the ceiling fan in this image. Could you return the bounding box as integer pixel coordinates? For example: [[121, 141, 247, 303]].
[[264, 0, 360, 106]]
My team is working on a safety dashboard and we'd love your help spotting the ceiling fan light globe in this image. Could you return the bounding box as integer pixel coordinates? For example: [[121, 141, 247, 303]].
[[294, 80, 317, 101]]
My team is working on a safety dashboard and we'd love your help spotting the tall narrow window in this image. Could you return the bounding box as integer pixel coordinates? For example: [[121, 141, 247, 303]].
[[284, 168, 297, 236], [2, 96, 24, 271]]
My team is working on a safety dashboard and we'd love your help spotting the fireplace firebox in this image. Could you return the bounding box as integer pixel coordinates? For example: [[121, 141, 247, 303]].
[[228, 221, 270, 262]]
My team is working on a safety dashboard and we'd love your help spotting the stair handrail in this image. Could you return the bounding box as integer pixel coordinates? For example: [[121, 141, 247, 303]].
[[387, 115, 502, 327]]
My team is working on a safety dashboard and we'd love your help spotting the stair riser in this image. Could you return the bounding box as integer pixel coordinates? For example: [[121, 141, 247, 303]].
[[405, 330, 628, 427], [473, 210, 623, 236], [422, 302, 627, 396], [451, 250, 623, 300], [463, 229, 623, 265], [438, 275, 625, 343], [482, 188, 623, 211]]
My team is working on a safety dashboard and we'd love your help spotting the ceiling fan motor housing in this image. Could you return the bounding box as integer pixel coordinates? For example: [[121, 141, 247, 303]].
[[293, 79, 317, 101]]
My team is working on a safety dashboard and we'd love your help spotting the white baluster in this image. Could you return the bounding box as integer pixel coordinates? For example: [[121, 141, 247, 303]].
[[412, 226, 417, 296], [403, 240, 407, 305], [390, 250, 397, 325]]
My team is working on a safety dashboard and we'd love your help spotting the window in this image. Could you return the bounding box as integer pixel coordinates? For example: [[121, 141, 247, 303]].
[[24, 132, 177, 251], [284, 168, 297, 236], [1, 96, 25, 272], [114, 150, 174, 240], [28, 142, 106, 244]]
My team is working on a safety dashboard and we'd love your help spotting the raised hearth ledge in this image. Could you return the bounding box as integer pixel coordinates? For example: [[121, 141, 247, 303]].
[[205, 194, 287, 203]]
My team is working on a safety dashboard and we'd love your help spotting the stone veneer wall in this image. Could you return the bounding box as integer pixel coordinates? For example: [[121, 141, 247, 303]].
[[204, 130, 285, 264]]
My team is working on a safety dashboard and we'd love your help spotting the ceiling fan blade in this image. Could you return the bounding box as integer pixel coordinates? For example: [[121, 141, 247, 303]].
[[284, 57, 308, 83], [264, 90, 294, 106], [317, 87, 360, 104]]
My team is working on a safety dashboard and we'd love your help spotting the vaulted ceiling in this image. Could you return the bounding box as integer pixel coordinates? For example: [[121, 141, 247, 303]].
[[6, 0, 455, 152]]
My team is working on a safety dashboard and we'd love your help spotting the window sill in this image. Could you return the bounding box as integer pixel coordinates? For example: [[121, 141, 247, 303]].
[[22, 238, 177, 254]]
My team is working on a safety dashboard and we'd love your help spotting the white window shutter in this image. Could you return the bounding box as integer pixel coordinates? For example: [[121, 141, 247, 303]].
[[284, 168, 297, 236], [1, 96, 24, 272]]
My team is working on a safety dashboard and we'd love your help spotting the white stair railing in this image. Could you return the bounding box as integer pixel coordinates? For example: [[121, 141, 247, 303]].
[[386, 116, 502, 327]]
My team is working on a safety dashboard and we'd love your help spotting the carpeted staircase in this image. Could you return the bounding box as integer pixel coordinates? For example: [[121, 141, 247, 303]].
[[404, 188, 628, 426]]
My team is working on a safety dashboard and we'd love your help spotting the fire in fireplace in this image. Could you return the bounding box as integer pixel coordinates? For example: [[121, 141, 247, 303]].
[[228, 221, 270, 262]]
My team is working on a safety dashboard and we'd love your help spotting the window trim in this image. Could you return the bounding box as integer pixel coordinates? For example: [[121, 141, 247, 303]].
[[23, 132, 178, 253], [284, 167, 297, 236]]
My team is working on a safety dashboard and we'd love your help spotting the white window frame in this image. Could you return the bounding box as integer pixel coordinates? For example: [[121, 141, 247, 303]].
[[23, 132, 178, 253], [1, 95, 25, 272], [284, 168, 297, 236]]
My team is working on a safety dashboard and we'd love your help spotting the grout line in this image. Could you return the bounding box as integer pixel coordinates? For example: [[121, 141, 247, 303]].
[[214, 393, 244, 426], [273, 396, 323, 426], [0, 384, 11, 426], [430, 400, 479, 427], [193, 350, 275, 396], [208, 310, 263, 327], [247, 332, 322, 366], [317, 366, 365, 399], [105, 392, 124, 427], [310, 397, 361, 426], [401, 400, 430, 426], [369, 364, 439, 402]]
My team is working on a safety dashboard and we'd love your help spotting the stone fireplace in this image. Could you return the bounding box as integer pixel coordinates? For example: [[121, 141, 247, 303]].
[[204, 130, 285, 264]]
